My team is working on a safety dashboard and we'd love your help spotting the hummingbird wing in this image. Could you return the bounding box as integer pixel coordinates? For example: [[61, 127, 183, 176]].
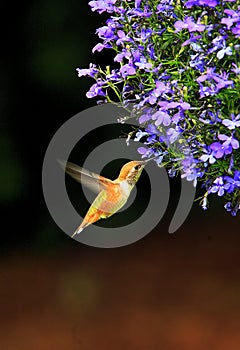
[[58, 159, 113, 194]]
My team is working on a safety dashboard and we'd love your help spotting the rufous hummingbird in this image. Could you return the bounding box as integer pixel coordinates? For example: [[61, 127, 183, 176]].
[[59, 158, 154, 237]]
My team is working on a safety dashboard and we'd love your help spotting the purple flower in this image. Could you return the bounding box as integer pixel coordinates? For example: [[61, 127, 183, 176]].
[[132, 51, 153, 69], [228, 154, 234, 173], [185, 0, 219, 8], [116, 30, 132, 45], [166, 127, 180, 144], [222, 114, 240, 130], [89, 0, 117, 14], [152, 111, 171, 126], [146, 81, 169, 105], [224, 171, 240, 193], [131, 6, 153, 18], [147, 44, 156, 60], [181, 156, 199, 186], [217, 46, 232, 60], [145, 123, 158, 135], [221, 17, 234, 29], [114, 49, 131, 62], [182, 34, 202, 47], [234, 171, 240, 181], [138, 146, 148, 155], [92, 43, 105, 53], [218, 134, 239, 150], [120, 64, 136, 78], [209, 177, 225, 196], [106, 69, 121, 81], [189, 52, 205, 72], [199, 109, 221, 125], [201, 196, 208, 210], [135, 61, 153, 70], [210, 142, 231, 158], [135, 28, 153, 43], [167, 101, 191, 110], [156, 2, 174, 15], [135, 0, 142, 7], [154, 81, 168, 95], [96, 26, 115, 40], [213, 72, 233, 90], [137, 146, 153, 157], [199, 150, 216, 164], [134, 130, 148, 141], [221, 9, 240, 34], [224, 201, 240, 216], [76, 63, 98, 77], [196, 67, 215, 83], [86, 81, 106, 98], [231, 63, 240, 75], [232, 23, 240, 37], [174, 16, 205, 33], [221, 16, 236, 30], [208, 35, 226, 55], [146, 133, 157, 145], [196, 68, 233, 97], [139, 113, 152, 124]]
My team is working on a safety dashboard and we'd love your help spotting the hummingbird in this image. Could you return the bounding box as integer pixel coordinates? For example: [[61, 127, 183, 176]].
[[59, 158, 154, 237]]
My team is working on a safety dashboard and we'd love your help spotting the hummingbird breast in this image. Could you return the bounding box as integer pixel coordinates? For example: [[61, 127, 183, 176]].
[[90, 181, 132, 218], [119, 180, 133, 197]]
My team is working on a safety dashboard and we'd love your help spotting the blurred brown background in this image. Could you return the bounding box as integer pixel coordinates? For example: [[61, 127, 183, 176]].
[[1, 1, 240, 349]]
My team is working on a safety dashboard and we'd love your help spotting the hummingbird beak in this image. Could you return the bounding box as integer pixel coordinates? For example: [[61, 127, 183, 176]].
[[142, 156, 157, 165]]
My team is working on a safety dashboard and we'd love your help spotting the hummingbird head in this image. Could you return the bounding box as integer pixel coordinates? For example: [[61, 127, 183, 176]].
[[118, 158, 154, 185]]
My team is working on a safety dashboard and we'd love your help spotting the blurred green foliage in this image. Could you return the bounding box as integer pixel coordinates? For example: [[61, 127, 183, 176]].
[[0, 132, 25, 202], [1, 0, 107, 248], [26, 0, 94, 90]]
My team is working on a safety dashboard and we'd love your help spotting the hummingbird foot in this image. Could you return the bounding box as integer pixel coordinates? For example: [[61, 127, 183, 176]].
[[71, 227, 84, 238]]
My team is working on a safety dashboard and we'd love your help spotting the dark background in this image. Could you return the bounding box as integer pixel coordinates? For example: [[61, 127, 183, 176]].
[[1, 1, 240, 349]]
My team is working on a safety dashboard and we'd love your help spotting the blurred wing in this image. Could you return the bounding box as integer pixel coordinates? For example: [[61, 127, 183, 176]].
[[58, 159, 113, 194]]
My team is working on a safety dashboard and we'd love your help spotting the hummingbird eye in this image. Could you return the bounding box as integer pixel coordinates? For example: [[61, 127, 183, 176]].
[[134, 164, 142, 171]]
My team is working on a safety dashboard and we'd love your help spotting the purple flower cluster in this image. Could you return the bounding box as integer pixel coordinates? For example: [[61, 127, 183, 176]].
[[77, 0, 240, 215]]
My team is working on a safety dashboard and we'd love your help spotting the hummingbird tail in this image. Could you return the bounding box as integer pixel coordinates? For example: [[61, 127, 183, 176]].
[[71, 226, 84, 238]]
